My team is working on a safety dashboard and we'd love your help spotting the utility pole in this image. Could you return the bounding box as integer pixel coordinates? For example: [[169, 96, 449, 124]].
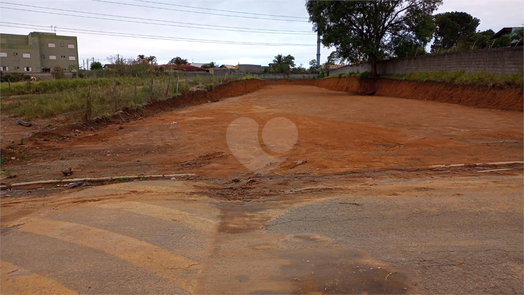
[[316, 30, 321, 67], [86, 58, 90, 71], [315, 0, 321, 67]]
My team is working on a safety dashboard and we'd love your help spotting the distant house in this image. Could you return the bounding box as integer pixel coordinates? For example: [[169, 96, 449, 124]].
[[188, 62, 205, 68], [492, 27, 523, 46], [219, 64, 238, 70]]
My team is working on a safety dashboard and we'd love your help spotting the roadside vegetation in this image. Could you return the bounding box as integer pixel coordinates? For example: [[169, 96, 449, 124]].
[[0, 74, 246, 121], [330, 71, 523, 89], [384, 71, 523, 88]]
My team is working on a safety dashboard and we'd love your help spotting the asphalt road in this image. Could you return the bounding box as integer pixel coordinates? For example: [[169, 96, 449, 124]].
[[1, 174, 523, 294]]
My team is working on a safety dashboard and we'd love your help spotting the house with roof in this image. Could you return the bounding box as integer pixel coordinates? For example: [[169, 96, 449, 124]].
[[219, 64, 238, 70], [492, 27, 523, 46], [188, 62, 206, 68]]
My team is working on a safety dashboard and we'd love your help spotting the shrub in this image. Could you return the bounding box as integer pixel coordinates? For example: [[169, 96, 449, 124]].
[[204, 83, 214, 91], [51, 66, 65, 79], [359, 71, 371, 78], [1, 72, 30, 82], [90, 61, 103, 70]]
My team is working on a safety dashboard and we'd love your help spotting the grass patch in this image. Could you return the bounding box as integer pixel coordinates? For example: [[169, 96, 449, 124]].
[[384, 71, 523, 88], [329, 71, 371, 79], [1, 168, 15, 179], [1, 75, 243, 121]]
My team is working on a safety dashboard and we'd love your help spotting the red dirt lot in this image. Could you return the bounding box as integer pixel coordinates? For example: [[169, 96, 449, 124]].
[[1, 80, 522, 294], [1, 81, 522, 184]]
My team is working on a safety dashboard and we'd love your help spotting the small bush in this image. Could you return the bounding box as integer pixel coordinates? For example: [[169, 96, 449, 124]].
[[1, 72, 31, 82], [204, 83, 214, 91], [359, 71, 371, 78], [51, 66, 65, 79]]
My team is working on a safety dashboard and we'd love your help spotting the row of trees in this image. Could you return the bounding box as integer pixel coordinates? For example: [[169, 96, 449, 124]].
[[89, 54, 219, 72], [90, 53, 316, 75], [306, 0, 523, 76]]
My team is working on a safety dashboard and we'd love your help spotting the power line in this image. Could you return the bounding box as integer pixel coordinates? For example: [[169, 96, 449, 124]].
[[92, 0, 308, 23], [0, 3, 313, 35], [133, 0, 308, 20], [0, 22, 315, 46]]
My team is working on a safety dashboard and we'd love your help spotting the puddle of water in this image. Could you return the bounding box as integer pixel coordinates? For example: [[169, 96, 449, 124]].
[[279, 249, 410, 295]]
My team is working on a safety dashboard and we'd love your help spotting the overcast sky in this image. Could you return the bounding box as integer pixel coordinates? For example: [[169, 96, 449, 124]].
[[1, 0, 522, 69]]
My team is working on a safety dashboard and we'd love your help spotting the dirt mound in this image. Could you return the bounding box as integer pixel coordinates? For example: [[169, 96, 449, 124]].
[[311, 77, 523, 111]]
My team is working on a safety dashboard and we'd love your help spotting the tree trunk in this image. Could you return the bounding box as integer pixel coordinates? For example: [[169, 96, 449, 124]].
[[370, 56, 378, 78]]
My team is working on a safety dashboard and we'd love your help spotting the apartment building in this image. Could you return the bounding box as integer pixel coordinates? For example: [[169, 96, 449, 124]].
[[0, 32, 79, 73]]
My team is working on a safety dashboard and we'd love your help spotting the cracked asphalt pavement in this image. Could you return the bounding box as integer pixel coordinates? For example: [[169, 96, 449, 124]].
[[1, 173, 522, 294]]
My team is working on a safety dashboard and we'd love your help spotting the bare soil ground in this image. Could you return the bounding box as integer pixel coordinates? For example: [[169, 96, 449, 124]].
[[1, 84, 522, 183], [1, 82, 522, 294]]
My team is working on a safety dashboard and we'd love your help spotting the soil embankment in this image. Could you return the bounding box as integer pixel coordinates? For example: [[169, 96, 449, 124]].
[[118, 78, 268, 121], [311, 77, 523, 111]]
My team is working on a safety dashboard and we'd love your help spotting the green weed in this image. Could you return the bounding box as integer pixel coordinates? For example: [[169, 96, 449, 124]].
[[1, 168, 14, 179], [0, 75, 244, 122], [384, 71, 523, 88]]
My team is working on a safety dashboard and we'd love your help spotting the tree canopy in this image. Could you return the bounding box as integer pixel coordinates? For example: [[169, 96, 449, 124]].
[[431, 11, 480, 52], [168, 57, 188, 65], [137, 55, 157, 65], [271, 54, 295, 73], [306, 0, 442, 76], [90, 61, 103, 70], [201, 62, 217, 68]]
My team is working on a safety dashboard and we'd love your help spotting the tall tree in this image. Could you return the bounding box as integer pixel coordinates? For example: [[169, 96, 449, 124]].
[[271, 54, 296, 73], [431, 12, 480, 52], [306, 0, 442, 77]]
